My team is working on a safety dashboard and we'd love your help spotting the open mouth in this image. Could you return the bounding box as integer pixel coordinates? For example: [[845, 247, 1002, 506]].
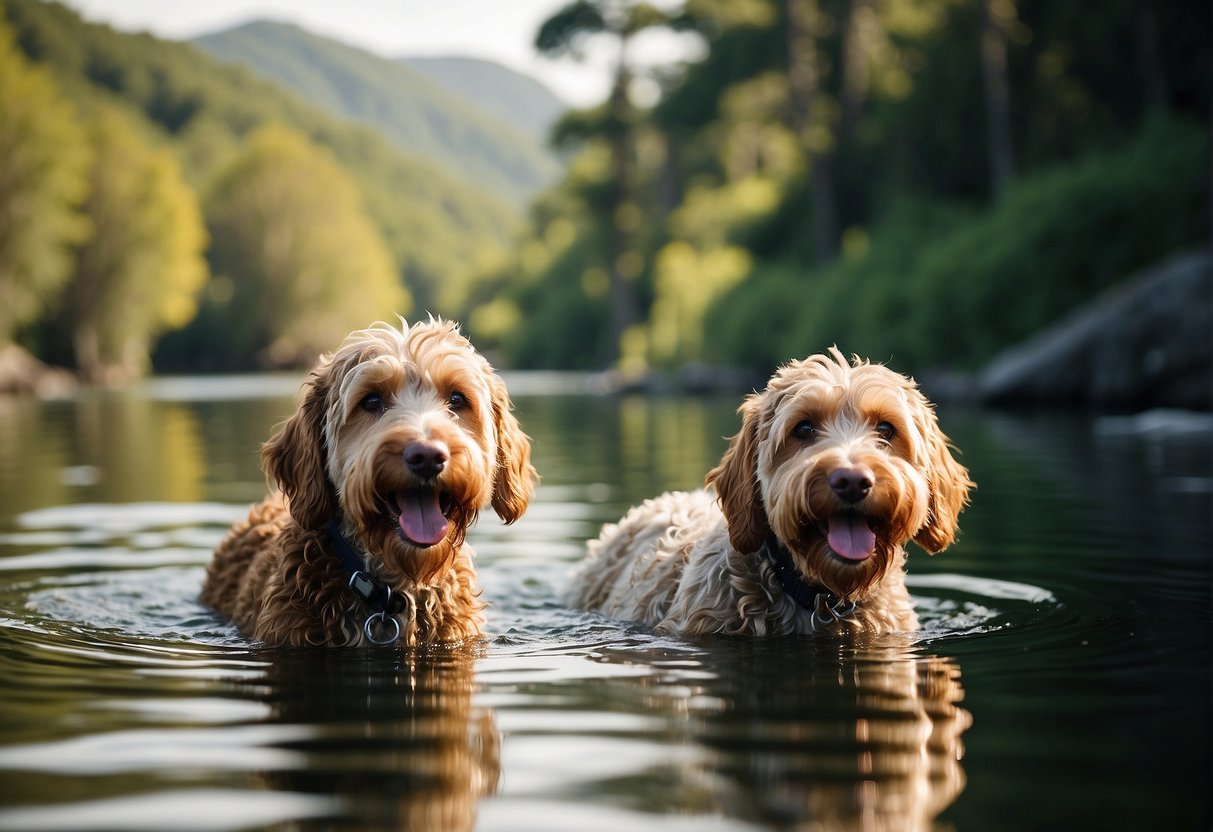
[[823, 512, 877, 562], [386, 489, 453, 548]]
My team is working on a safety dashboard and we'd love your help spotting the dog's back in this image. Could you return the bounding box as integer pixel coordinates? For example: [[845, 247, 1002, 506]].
[[568, 489, 724, 627], [200, 495, 292, 633]]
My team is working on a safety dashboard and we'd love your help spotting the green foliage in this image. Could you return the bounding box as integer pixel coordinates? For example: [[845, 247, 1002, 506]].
[[3, 0, 1209, 382], [4, 0, 517, 321], [705, 117, 1208, 372], [50, 107, 208, 382], [489, 0, 1210, 375], [650, 242, 752, 365], [508, 276, 616, 369], [907, 115, 1209, 368], [535, 1, 609, 56], [465, 142, 635, 369], [199, 124, 406, 369], [192, 22, 560, 205], [0, 14, 89, 345], [704, 259, 816, 370], [478, 219, 617, 370], [704, 197, 971, 369]]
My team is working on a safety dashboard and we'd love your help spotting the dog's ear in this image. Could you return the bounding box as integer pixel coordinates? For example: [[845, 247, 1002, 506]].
[[911, 400, 973, 553], [261, 360, 339, 530], [706, 395, 769, 554], [488, 374, 537, 524]]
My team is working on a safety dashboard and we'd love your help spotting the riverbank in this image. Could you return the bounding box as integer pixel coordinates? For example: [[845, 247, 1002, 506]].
[[6, 250, 1209, 410]]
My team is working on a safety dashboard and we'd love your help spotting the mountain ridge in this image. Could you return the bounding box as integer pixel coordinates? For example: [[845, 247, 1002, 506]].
[[399, 54, 566, 142], [191, 20, 562, 205]]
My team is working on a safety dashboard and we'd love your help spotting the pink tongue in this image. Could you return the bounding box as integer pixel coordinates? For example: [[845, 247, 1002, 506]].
[[396, 492, 448, 548], [827, 514, 876, 561]]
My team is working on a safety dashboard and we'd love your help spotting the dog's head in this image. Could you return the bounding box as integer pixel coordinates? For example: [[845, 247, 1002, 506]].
[[707, 348, 972, 601], [261, 319, 537, 580]]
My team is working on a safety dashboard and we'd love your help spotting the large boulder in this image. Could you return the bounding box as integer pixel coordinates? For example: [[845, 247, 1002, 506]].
[[978, 249, 1212, 410]]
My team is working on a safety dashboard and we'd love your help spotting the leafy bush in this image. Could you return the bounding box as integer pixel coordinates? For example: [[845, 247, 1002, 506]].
[[706, 117, 1209, 374], [909, 115, 1208, 369], [705, 198, 970, 370]]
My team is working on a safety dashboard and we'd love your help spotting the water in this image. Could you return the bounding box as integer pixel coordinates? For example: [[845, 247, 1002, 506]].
[[0, 378, 1209, 830]]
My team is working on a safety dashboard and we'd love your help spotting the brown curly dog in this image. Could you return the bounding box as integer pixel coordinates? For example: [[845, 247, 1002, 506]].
[[568, 348, 972, 636], [202, 319, 537, 647]]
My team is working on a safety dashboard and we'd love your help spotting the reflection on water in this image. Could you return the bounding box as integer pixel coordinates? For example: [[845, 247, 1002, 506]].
[[491, 641, 972, 832], [708, 650, 969, 832], [0, 378, 1209, 830], [0, 386, 286, 517], [261, 648, 501, 831]]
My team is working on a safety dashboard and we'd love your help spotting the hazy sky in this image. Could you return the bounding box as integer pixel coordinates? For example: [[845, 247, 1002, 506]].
[[57, 0, 623, 106]]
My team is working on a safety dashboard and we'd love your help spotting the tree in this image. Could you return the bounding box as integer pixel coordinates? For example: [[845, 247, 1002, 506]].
[[203, 124, 406, 368], [496, 0, 1208, 375], [536, 0, 673, 367], [51, 107, 209, 383], [0, 17, 89, 346]]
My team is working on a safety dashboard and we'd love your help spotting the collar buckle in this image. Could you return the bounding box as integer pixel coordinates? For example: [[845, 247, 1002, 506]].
[[348, 570, 377, 603], [327, 519, 405, 645]]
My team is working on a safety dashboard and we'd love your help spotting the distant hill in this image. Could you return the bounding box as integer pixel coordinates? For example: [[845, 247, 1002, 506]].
[[401, 55, 566, 142], [191, 21, 561, 205], [3, 0, 519, 317]]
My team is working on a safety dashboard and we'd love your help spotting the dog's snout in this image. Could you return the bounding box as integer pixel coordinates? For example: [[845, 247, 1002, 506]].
[[829, 465, 874, 503], [404, 441, 449, 479]]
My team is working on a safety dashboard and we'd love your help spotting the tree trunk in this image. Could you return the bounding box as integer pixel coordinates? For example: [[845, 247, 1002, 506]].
[[1137, 0, 1167, 113], [72, 323, 101, 384], [980, 0, 1015, 199], [840, 0, 875, 137], [785, 0, 839, 263], [606, 55, 639, 360]]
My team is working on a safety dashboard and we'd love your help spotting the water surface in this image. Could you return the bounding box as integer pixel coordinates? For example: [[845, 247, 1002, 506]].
[[0, 379, 1208, 830]]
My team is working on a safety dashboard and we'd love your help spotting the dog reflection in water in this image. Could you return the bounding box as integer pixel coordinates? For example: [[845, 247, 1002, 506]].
[[261, 646, 499, 830], [589, 645, 971, 831], [775, 655, 971, 830]]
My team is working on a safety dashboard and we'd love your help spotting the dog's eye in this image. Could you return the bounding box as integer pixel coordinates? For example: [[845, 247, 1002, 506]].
[[875, 421, 895, 442], [359, 393, 385, 415], [792, 420, 817, 441], [448, 391, 468, 412]]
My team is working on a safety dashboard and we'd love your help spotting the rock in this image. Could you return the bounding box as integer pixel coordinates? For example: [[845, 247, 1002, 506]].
[[978, 249, 1212, 410], [0, 344, 77, 397]]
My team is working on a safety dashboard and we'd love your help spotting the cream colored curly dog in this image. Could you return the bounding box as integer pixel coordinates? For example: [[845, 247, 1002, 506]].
[[567, 348, 972, 636], [201, 319, 537, 647]]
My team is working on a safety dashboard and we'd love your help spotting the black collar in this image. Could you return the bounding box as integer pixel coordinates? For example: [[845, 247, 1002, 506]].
[[325, 519, 406, 617], [759, 533, 857, 625], [760, 533, 828, 610]]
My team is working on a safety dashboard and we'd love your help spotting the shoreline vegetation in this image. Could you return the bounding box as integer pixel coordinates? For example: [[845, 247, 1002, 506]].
[[6, 247, 1208, 412], [1, 0, 1208, 408]]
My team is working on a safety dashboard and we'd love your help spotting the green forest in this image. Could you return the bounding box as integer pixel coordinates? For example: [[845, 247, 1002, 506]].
[[0, 0, 1208, 388]]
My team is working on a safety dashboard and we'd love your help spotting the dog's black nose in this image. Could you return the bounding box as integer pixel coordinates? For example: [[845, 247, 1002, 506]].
[[829, 466, 874, 503], [404, 442, 449, 479]]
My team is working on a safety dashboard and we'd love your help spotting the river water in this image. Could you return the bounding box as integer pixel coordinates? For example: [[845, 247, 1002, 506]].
[[0, 376, 1209, 830]]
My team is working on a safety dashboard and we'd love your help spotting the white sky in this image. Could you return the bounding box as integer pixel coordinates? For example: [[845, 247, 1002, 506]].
[[57, 0, 627, 107]]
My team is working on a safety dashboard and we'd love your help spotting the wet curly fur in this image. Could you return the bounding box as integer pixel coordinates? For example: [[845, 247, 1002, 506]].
[[567, 348, 973, 636], [201, 319, 537, 647]]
